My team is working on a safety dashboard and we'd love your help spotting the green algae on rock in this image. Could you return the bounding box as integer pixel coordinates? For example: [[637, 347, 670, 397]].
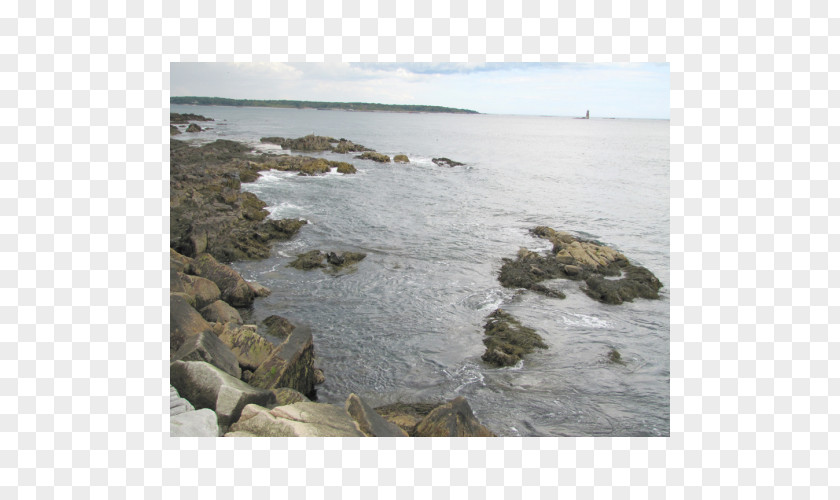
[[393, 154, 410, 163], [481, 309, 548, 367], [357, 151, 391, 163], [498, 226, 663, 305]]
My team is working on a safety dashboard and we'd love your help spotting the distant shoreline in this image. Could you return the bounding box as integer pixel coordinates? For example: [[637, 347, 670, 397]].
[[170, 96, 480, 115]]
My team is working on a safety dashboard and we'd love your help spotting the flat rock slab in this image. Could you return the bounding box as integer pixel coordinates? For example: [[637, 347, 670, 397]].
[[173, 330, 242, 379], [345, 394, 408, 437], [170, 360, 274, 430], [228, 402, 364, 437], [171, 408, 220, 437]]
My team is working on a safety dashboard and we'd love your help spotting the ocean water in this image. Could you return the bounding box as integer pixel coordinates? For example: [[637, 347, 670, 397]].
[[171, 104, 670, 437]]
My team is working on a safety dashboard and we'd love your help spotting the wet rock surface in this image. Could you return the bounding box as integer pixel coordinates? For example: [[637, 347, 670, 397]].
[[481, 309, 548, 367], [393, 154, 410, 163], [288, 250, 367, 271], [227, 402, 365, 437], [346, 394, 408, 437], [498, 226, 663, 304], [432, 157, 464, 167], [357, 151, 391, 163]]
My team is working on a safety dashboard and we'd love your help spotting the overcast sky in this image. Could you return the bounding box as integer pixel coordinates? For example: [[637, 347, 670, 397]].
[[171, 62, 670, 119]]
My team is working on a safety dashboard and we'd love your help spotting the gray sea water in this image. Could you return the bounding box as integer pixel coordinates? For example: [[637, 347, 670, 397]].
[[171, 104, 670, 437]]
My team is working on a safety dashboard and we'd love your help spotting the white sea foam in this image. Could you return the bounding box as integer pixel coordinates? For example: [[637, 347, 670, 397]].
[[558, 313, 611, 329]]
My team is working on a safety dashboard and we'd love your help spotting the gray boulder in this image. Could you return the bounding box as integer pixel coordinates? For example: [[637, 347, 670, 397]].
[[192, 253, 255, 307], [227, 402, 365, 437], [170, 294, 213, 357], [173, 331, 242, 379], [413, 397, 496, 437], [171, 408, 220, 437], [170, 360, 275, 430], [199, 300, 243, 325], [178, 273, 222, 310], [170, 385, 195, 416], [345, 394, 408, 437]]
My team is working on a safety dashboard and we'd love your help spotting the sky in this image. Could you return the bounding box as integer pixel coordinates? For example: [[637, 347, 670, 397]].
[[170, 62, 670, 119]]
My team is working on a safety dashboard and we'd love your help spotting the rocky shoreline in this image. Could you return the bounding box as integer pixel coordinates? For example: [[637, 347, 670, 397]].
[[169, 115, 495, 437]]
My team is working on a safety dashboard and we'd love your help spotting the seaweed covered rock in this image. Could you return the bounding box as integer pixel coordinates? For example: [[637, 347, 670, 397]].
[[186, 123, 202, 133], [498, 226, 663, 304], [481, 309, 548, 367], [298, 158, 331, 176], [170, 139, 307, 262], [332, 139, 371, 153], [413, 397, 496, 437], [250, 325, 317, 397], [373, 402, 440, 435], [332, 161, 357, 174], [393, 154, 410, 163], [357, 151, 391, 163], [217, 325, 275, 372], [288, 250, 366, 271], [260, 134, 336, 151], [261, 315, 295, 340], [432, 157, 464, 167]]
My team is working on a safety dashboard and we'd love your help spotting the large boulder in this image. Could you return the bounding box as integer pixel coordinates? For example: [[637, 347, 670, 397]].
[[170, 294, 213, 357], [192, 253, 255, 307], [261, 315, 295, 340], [170, 248, 193, 274], [250, 325, 316, 396], [199, 300, 243, 325], [217, 325, 276, 372], [178, 273, 222, 310], [170, 408, 220, 437], [271, 387, 310, 407], [170, 385, 195, 416], [170, 360, 275, 430], [373, 402, 440, 435], [247, 281, 271, 297], [413, 397, 496, 437], [173, 331, 242, 379], [226, 402, 365, 437], [345, 394, 408, 437]]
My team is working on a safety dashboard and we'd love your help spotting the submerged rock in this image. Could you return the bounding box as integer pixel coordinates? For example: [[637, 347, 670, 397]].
[[498, 226, 663, 304], [481, 309, 548, 367], [432, 157, 464, 167]]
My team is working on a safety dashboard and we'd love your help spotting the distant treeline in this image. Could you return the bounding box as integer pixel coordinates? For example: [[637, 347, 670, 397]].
[[170, 96, 479, 114]]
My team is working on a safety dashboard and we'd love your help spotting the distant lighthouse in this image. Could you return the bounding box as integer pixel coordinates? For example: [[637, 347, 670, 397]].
[[586, 110, 590, 119]]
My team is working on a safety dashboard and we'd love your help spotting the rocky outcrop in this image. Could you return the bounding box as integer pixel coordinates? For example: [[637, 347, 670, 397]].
[[393, 154, 409, 163], [413, 397, 496, 437], [170, 125, 181, 136], [170, 113, 214, 124], [432, 157, 464, 167], [186, 123, 202, 133], [226, 402, 365, 437], [170, 294, 214, 357], [481, 309, 547, 367], [345, 394, 408, 437], [498, 226, 663, 304], [260, 135, 372, 154], [249, 325, 317, 397], [192, 253, 255, 307], [199, 300, 243, 325], [170, 139, 307, 261], [334, 162, 357, 174], [170, 360, 275, 430], [288, 250, 366, 271], [173, 331, 242, 379], [170, 248, 194, 274]]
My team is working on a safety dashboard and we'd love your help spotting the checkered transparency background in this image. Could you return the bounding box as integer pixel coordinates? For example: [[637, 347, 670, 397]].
[[1, 0, 836, 497]]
